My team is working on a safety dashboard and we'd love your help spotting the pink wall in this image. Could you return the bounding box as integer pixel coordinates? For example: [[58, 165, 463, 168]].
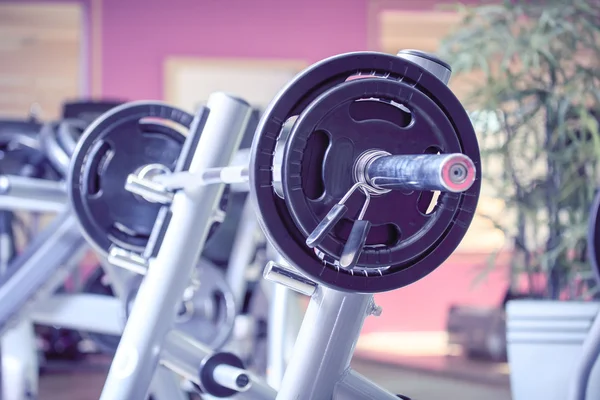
[[364, 253, 510, 333], [100, 0, 474, 100], [101, 0, 368, 100], [4, 0, 475, 100]]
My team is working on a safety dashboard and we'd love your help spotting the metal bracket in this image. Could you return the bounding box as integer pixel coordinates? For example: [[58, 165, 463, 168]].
[[125, 174, 174, 205], [368, 298, 383, 317], [108, 247, 148, 275], [263, 261, 318, 297]]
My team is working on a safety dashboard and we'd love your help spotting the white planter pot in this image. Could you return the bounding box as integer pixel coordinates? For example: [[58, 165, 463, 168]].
[[506, 300, 600, 400]]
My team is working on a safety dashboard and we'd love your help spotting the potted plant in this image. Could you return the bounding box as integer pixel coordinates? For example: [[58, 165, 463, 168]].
[[438, 1, 600, 398]]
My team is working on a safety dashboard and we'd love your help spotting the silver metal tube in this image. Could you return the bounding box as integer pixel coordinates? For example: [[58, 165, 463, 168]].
[[229, 148, 251, 193], [0, 175, 67, 212], [125, 174, 174, 204], [0, 211, 87, 336], [284, 291, 304, 374], [160, 330, 211, 385], [0, 211, 15, 275], [107, 247, 148, 275], [99, 93, 252, 400], [234, 374, 277, 400], [334, 369, 399, 400], [152, 165, 249, 191], [160, 330, 276, 400], [203, 165, 249, 185], [276, 287, 373, 400], [101, 255, 183, 400], [365, 153, 476, 193], [263, 261, 317, 297], [267, 282, 291, 390], [29, 293, 123, 336], [212, 364, 251, 392], [265, 247, 297, 390], [146, 149, 252, 193], [568, 312, 600, 400], [39, 122, 71, 175], [226, 198, 260, 312]]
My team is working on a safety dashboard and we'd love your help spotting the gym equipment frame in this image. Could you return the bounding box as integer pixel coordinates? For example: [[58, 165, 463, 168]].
[[89, 49, 482, 400]]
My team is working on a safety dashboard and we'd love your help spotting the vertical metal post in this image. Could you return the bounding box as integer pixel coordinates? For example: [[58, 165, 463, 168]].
[[276, 286, 373, 400], [0, 210, 14, 400], [267, 283, 290, 390], [283, 290, 303, 368], [226, 198, 260, 311], [99, 93, 251, 400], [265, 245, 304, 390]]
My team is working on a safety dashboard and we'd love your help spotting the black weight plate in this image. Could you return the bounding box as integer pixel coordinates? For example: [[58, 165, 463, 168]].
[[588, 190, 600, 286], [69, 102, 193, 255], [283, 78, 463, 269], [250, 51, 481, 293], [62, 99, 124, 126]]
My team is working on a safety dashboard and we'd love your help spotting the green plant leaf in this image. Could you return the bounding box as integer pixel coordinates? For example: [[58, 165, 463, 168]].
[[441, 0, 600, 299]]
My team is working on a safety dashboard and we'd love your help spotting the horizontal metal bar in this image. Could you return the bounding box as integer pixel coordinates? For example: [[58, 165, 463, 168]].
[[334, 368, 399, 400], [160, 330, 212, 385], [263, 262, 317, 297], [160, 330, 276, 399], [152, 165, 249, 191], [31, 299, 272, 398], [213, 364, 251, 392], [30, 293, 124, 336], [365, 153, 476, 193], [0, 175, 67, 212]]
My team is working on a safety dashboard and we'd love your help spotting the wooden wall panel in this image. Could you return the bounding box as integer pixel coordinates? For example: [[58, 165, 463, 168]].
[[379, 10, 461, 54], [164, 58, 306, 112], [378, 10, 482, 102], [0, 3, 82, 120]]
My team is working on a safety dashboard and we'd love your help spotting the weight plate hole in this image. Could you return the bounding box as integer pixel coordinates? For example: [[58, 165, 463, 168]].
[[349, 99, 412, 128], [301, 130, 329, 200], [86, 141, 113, 196], [424, 145, 442, 155], [417, 190, 442, 215], [334, 219, 401, 247]]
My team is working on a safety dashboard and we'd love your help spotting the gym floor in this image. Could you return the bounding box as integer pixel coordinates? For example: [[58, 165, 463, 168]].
[[38, 356, 512, 400]]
